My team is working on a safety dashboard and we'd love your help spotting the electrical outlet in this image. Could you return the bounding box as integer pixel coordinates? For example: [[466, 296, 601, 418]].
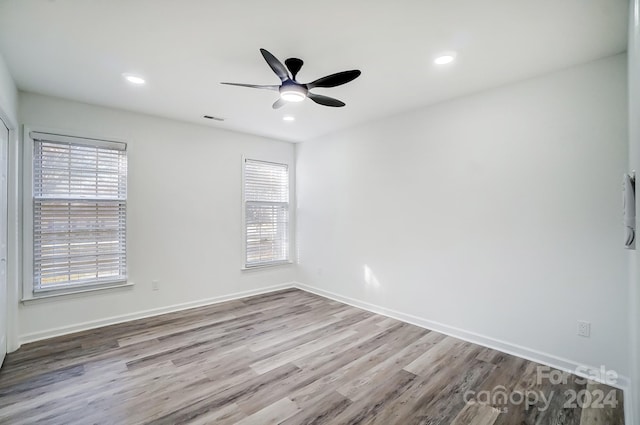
[[577, 320, 591, 338], [152, 280, 159, 291]]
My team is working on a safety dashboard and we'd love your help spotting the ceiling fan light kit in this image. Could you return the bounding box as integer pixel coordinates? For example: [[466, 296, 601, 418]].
[[279, 82, 307, 102], [221, 48, 361, 109]]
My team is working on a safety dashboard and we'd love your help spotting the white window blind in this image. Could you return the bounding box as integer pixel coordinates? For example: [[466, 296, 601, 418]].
[[31, 132, 127, 292], [244, 159, 289, 267]]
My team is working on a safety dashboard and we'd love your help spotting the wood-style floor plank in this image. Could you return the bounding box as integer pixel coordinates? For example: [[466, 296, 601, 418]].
[[0, 288, 625, 424]]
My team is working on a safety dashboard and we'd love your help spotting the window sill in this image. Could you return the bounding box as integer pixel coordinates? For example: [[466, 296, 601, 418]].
[[21, 282, 134, 304], [241, 261, 293, 271]]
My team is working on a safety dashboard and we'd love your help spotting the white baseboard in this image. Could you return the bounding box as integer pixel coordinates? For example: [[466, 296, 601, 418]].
[[625, 388, 637, 425], [18, 283, 295, 345], [292, 282, 631, 392]]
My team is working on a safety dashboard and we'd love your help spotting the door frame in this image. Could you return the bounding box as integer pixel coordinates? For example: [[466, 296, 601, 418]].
[[0, 119, 7, 363], [0, 105, 20, 354]]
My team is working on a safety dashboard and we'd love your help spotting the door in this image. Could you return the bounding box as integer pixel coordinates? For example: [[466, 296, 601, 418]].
[[0, 120, 7, 366]]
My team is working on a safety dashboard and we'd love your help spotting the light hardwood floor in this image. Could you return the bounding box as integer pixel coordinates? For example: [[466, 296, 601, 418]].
[[0, 289, 625, 424]]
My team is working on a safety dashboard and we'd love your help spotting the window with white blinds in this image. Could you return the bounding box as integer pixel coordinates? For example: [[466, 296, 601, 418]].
[[243, 159, 290, 267], [31, 132, 127, 293]]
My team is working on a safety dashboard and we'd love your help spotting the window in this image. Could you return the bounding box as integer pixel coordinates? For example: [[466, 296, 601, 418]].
[[243, 159, 290, 268], [29, 131, 127, 294]]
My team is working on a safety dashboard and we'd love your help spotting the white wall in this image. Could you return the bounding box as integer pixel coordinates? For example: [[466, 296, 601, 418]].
[[296, 55, 629, 377], [18, 92, 297, 341], [628, 0, 640, 423], [0, 53, 17, 126]]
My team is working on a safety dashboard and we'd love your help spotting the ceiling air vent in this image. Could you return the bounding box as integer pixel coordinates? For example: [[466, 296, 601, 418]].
[[203, 115, 224, 121]]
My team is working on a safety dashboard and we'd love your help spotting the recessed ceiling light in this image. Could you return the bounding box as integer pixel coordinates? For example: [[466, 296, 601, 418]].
[[283, 116, 295, 122], [434, 53, 456, 65], [122, 73, 146, 85]]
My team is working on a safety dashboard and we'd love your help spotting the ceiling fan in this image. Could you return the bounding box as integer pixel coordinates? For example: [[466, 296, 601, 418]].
[[221, 48, 361, 109]]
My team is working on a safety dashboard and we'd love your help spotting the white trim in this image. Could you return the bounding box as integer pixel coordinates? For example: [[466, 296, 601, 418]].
[[0, 119, 7, 366], [292, 282, 631, 392], [241, 155, 293, 269], [241, 260, 294, 271], [22, 125, 129, 300], [5, 115, 20, 353], [626, 387, 636, 425], [240, 155, 247, 270], [22, 126, 33, 300], [19, 282, 294, 344], [29, 131, 126, 150], [22, 282, 134, 304], [22, 124, 127, 146]]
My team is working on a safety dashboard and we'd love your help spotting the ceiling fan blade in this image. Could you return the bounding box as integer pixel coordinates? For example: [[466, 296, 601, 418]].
[[285, 58, 304, 81], [220, 82, 279, 91], [307, 70, 361, 89], [272, 98, 287, 109], [260, 48, 290, 82], [308, 92, 346, 107]]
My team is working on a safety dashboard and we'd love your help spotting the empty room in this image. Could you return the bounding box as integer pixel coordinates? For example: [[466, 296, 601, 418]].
[[0, 0, 638, 424]]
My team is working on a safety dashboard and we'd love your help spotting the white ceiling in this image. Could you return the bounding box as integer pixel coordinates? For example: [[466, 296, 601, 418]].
[[0, 0, 628, 143]]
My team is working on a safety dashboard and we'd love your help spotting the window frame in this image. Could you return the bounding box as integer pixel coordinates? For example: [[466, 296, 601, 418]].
[[22, 126, 129, 300], [241, 156, 293, 270]]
